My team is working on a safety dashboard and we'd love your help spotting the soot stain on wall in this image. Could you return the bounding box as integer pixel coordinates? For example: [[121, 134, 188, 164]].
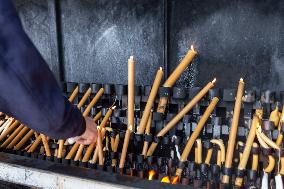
[[170, 0, 284, 90]]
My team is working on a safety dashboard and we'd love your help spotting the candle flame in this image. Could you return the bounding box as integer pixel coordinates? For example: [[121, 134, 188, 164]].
[[128, 125, 133, 131], [112, 106, 116, 110], [148, 170, 156, 180], [171, 176, 180, 184], [240, 78, 244, 82], [159, 67, 163, 70], [129, 56, 134, 60], [211, 78, 217, 84], [191, 45, 194, 51], [161, 176, 171, 183]]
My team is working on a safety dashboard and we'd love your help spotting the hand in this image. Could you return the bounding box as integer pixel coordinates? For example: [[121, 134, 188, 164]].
[[75, 117, 98, 145]]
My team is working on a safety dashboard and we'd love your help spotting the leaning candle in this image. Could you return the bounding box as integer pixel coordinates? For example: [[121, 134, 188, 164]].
[[147, 79, 217, 156], [27, 136, 42, 153], [1, 124, 25, 148], [65, 88, 104, 160], [157, 46, 197, 114], [0, 120, 20, 142], [86, 106, 115, 164], [164, 45, 197, 87], [6, 126, 30, 149], [14, 129, 35, 150], [81, 111, 103, 163], [235, 115, 260, 187], [119, 56, 135, 169], [40, 134, 51, 157], [175, 97, 219, 177], [119, 126, 132, 169], [73, 88, 105, 161], [57, 86, 91, 158], [142, 112, 153, 157], [137, 67, 163, 134], [222, 78, 244, 185]]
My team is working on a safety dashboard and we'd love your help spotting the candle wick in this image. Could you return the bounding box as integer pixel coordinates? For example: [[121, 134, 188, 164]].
[[211, 78, 217, 84]]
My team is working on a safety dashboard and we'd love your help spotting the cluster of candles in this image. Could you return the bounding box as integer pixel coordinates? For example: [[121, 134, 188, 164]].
[[0, 45, 284, 189]]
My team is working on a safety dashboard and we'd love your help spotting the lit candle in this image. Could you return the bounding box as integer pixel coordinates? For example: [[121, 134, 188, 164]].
[[137, 68, 163, 134], [147, 79, 217, 156], [222, 78, 244, 185], [119, 56, 135, 169], [235, 115, 260, 187], [163, 46, 197, 87], [157, 46, 197, 114], [175, 97, 219, 177]]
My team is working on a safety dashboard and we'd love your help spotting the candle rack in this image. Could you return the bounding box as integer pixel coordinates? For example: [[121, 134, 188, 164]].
[[0, 82, 284, 189]]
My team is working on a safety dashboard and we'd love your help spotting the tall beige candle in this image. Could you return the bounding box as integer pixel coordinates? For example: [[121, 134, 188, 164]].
[[14, 129, 35, 150], [157, 46, 197, 114], [128, 56, 135, 127], [119, 56, 135, 169], [235, 115, 260, 187], [137, 68, 163, 134], [175, 97, 219, 177], [147, 79, 217, 156], [222, 78, 244, 184]]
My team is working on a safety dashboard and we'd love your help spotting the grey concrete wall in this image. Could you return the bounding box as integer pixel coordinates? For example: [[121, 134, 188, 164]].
[[12, 0, 284, 90]]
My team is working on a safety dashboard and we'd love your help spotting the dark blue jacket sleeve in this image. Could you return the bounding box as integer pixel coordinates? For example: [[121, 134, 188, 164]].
[[0, 0, 86, 139]]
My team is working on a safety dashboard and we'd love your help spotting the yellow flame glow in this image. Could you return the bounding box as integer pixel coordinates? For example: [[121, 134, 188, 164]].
[[161, 176, 170, 183], [171, 176, 180, 184], [148, 170, 156, 180]]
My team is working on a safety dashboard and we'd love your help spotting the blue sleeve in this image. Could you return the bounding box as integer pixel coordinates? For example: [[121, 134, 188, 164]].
[[0, 0, 86, 139]]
